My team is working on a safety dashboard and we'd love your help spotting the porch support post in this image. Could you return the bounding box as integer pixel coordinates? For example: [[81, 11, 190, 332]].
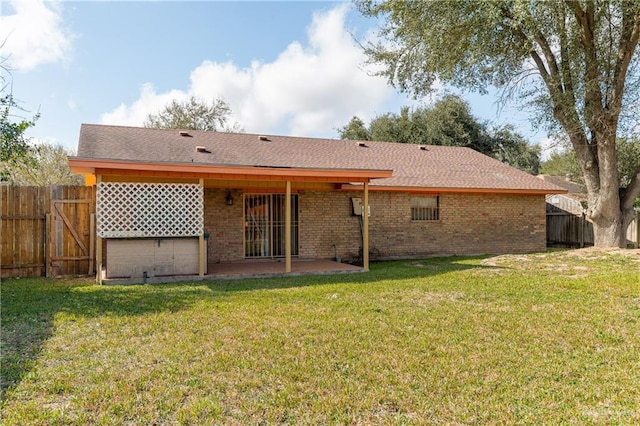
[[285, 180, 292, 273], [363, 181, 369, 271], [198, 178, 205, 276], [96, 174, 103, 284]]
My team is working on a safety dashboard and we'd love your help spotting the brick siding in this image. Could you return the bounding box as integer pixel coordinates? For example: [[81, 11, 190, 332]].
[[204, 189, 244, 263], [204, 188, 547, 263]]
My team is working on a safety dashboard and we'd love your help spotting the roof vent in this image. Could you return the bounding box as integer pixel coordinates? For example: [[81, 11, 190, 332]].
[[357, 142, 369, 148], [196, 146, 211, 153], [179, 131, 192, 137], [420, 146, 428, 151], [259, 135, 271, 141]]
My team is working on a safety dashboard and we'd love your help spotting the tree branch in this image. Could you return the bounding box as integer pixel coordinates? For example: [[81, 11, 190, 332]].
[[565, 0, 605, 129], [532, 28, 561, 82], [609, 5, 640, 115], [558, 7, 575, 102]]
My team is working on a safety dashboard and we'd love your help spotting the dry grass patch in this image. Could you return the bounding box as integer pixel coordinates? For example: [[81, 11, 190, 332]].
[[2, 250, 639, 424]]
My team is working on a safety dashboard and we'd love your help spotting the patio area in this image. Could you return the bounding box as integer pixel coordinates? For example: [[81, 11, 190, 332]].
[[207, 258, 364, 279], [102, 259, 364, 285]]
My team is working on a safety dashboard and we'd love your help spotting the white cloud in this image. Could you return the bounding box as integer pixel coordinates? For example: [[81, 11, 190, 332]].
[[0, 0, 72, 71], [100, 83, 189, 127], [100, 5, 397, 138]]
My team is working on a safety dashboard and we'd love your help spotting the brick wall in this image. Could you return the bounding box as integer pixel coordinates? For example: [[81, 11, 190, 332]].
[[299, 190, 546, 260], [204, 188, 244, 263], [298, 191, 362, 260], [204, 188, 547, 263]]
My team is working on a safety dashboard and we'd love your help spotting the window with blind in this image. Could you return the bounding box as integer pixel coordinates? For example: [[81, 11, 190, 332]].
[[411, 196, 439, 221]]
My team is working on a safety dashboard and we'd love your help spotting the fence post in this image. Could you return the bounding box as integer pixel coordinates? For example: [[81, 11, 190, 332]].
[[636, 210, 640, 249], [45, 213, 51, 277], [89, 213, 95, 275], [580, 212, 585, 248]]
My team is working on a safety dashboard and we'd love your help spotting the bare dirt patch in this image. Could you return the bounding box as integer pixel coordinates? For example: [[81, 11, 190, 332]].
[[561, 247, 640, 260], [481, 248, 640, 272]]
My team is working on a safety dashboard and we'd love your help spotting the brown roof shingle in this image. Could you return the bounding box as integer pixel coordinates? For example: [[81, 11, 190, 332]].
[[76, 124, 565, 192]]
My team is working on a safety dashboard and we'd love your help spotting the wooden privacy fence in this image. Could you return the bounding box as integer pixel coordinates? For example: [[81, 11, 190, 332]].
[[1, 185, 96, 278], [546, 212, 594, 248], [625, 210, 640, 248], [547, 210, 640, 248]]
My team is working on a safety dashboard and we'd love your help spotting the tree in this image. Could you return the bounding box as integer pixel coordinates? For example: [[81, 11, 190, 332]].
[[541, 136, 640, 206], [491, 125, 541, 175], [144, 96, 240, 132], [1, 94, 37, 162], [338, 116, 371, 140], [1, 57, 39, 179], [358, 0, 640, 247], [338, 96, 541, 173], [1, 143, 84, 186], [540, 149, 582, 181]]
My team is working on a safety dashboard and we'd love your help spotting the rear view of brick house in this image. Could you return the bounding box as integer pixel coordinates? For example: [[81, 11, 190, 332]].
[[69, 124, 565, 281]]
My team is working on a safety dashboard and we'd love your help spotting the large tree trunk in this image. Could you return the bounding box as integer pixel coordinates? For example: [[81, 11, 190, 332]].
[[569, 127, 627, 248], [590, 208, 626, 248]]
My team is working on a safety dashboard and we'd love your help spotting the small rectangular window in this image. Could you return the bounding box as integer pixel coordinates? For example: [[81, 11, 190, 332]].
[[411, 196, 439, 221]]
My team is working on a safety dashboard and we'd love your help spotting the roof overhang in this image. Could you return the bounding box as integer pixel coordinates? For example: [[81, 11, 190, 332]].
[[339, 183, 568, 195], [68, 157, 393, 183]]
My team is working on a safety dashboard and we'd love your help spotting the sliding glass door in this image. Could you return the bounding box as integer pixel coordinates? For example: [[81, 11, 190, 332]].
[[244, 194, 298, 258]]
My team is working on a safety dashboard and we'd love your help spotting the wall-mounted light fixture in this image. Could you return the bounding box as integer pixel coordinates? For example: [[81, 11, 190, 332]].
[[225, 191, 234, 206]]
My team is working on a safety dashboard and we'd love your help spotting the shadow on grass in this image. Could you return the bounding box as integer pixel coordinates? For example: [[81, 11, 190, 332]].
[[0, 255, 501, 401], [205, 255, 503, 293], [0, 279, 212, 401]]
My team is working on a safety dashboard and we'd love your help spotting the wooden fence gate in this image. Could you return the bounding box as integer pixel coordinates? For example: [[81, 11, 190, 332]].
[[49, 197, 95, 277], [1, 185, 95, 278]]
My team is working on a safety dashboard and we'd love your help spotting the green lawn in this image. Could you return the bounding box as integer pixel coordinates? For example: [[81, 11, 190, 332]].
[[1, 250, 639, 425]]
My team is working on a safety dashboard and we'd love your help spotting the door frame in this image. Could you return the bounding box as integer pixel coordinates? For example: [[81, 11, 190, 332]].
[[243, 193, 299, 258]]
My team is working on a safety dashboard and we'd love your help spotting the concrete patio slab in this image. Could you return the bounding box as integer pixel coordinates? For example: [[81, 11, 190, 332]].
[[101, 259, 364, 285]]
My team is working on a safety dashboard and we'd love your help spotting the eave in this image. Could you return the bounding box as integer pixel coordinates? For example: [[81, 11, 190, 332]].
[[339, 184, 568, 195], [68, 157, 393, 183]]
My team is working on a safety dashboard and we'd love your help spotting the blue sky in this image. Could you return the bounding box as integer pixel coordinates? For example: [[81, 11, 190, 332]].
[[1, 1, 548, 153]]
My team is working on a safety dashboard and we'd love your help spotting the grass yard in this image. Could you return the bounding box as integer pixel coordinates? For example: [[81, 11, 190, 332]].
[[1, 249, 639, 425]]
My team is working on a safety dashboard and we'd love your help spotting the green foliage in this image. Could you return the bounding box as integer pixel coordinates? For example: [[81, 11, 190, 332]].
[[542, 137, 640, 190], [1, 94, 38, 167], [540, 149, 582, 181], [144, 96, 240, 132], [338, 95, 541, 174], [616, 136, 640, 189], [338, 115, 370, 140], [357, 0, 527, 97], [0, 143, 84, 186], [490, 125, 541, 175], [2, 251, 639, 423], [358, 1, 639, 124]]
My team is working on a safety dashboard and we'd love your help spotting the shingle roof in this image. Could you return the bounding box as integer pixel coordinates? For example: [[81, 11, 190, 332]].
[[76, 124, 565, 192], [537, 175, 586, 193]]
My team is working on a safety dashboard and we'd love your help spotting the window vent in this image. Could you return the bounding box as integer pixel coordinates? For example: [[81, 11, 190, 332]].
[[195, 146, 211, 153]]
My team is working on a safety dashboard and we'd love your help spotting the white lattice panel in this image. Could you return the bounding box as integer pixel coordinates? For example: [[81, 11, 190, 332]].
[[97, 182, 203, 238]]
